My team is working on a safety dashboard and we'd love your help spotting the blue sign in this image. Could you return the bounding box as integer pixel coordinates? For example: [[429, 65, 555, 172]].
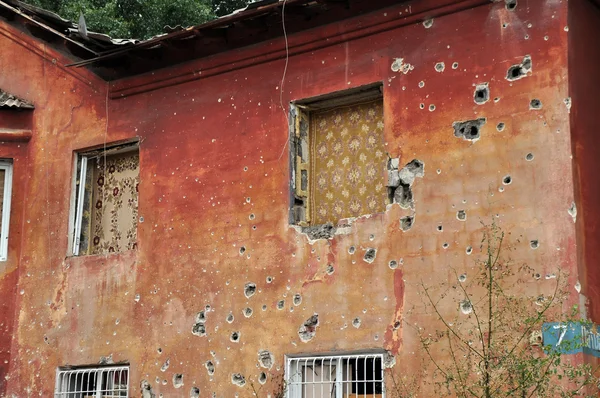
[[542, 322, 600, 358]]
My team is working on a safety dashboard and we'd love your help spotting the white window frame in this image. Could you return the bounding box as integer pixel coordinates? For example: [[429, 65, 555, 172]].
[[54, 364, 129, 397], [68, 141, 139, 256], [0, 161, 13, 262], [286, 352, 385, 398]]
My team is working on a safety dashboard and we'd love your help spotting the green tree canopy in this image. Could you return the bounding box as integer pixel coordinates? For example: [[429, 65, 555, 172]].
[[24, 0, 253, 40]]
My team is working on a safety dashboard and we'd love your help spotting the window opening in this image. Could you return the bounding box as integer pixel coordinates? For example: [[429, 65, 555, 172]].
[[290, 84, 386, 226], [54, 365, 129, 397], [71, 141, 139, 256], [286, 352, 385, 398], [0, 160, 12, 261]]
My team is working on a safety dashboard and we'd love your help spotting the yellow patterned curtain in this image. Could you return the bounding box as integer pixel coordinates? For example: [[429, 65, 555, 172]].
[[89, 151, 139, 255], [310, 99, 387, 225]]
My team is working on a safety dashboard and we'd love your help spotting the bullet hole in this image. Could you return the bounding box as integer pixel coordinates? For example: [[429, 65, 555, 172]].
[[258, 372, 267, 384], [390, 159, 424, 209], [453, 118, 486, 141], [400, 215, 414, 231], [239, 246, 246, 255], [173, 374, 184, 389], [192, 311, 207, 337], [348, 246, 356, 254], [466, 246, 473, 255], [258, 350, 275, 369], [529, 99, 542, 110], [460, 299, 473, 314], [243, 166, 248, 171], [437, 225, 443, 232], [526, 153, 534, 161], [393, 321, 401, 330], [505, 0, 517, 10], [266, 276, 273, 283], [293, 293, 302, 306], [564, 97, 572, 112], [423, 18, 434, 28], [134, 294, 141, 302], [190, 387, 200, 398], [530, 240, 539, 249], [452, 62, 459, 69], [443, 243, 449, 249], [326, 264, 334, 274], [418, 81, 425, 88], [298, 314, 319, 342], [534, 273, 541, 280], [230, 331, 240, 343], [389, 260, 398, 269], [545, 273, 556, 280], [246, 197, 251, 203], [141, 380, 156, 398], [568, 202, 577, 223], [226, 312, 234, 323], [157, 347, 162, 354], [363, 248, 377, 263], [429, 104, 436, 112], [419, 103, 425, 109], [458, 274, 467, 283], [498, 187, 504, 193], [496, 122, 505, 132], [456, 210, 467, 221], [473, 83, 489, 105], [249, 213, 255, 220], [352, 317, 362, 328], [503, 175, 512, 185], [506, 55, 532, 81], [231, 373, 246, 387], [244, 283, 256, 298], [301, 223, 336, 240], [502, 23, 508, 28], [205, 360, 215, 375], [435, 62, 445, 72], [261, 304, 267, 311], [160, 359, 170, 372], [277, 300, 285, 310], [494, 97, 500, 103], [575, 281, 582, 293], [243, 307, 253, 317]]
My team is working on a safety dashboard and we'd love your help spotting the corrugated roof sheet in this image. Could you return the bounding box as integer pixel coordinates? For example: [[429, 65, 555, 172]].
[[0, 89, 34, 109]]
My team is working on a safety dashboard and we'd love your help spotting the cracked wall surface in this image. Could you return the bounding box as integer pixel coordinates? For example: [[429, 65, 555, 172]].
[[0, 0, 593, 396]]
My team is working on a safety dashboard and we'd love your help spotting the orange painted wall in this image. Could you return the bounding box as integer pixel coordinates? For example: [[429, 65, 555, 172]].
[[0, 0, 585, 396]]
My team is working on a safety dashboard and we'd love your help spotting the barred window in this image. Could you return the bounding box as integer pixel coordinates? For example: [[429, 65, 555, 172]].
[[54, 365, 129, 397], [286, 353, 385, 398]]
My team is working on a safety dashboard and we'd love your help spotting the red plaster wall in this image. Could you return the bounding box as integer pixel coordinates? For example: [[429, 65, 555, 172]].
[[1, 0, 581, 396]]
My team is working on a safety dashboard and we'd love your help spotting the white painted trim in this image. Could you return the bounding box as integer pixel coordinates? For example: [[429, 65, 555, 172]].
[[0, 161, 13, 261], [72, 156, 87, 256]]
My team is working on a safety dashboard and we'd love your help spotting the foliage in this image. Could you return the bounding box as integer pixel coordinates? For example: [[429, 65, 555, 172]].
[[407, 222, 599, 398], [23, 0, 254, 39]]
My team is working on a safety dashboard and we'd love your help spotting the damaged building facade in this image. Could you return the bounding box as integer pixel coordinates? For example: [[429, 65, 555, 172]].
[[1, 0, 600, 396]]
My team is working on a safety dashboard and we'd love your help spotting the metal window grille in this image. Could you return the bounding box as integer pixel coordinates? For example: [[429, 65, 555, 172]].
[[54, 365, 129, 398], [286, 353, 385, 398]]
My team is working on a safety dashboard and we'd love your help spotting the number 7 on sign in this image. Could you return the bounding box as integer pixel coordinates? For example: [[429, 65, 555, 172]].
[[553, 324, 568, 346]]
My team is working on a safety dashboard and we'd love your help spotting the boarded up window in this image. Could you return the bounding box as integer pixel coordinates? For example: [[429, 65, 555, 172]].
[[309, 99, 387, 225], [72, 143, 139, 256]]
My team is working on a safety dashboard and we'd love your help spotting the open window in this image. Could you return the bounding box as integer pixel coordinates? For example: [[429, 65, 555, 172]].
[[290, 83, 387, 227], [54, 365, 129, 397], [70, 141, 139, 256], [0, 160, 12, 261], [286, 352, 385, 398]]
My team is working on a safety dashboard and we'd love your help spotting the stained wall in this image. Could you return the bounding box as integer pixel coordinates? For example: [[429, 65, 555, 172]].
[[0, 0, 584, 396]]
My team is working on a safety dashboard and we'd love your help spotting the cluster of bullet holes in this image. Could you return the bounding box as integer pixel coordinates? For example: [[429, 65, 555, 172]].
[[190, 387, 200, 398], [258, 350, 275, 369], [298, 314, 319, 342], [530, 99, 543, 110], [453, 118, 486, 141], [192, 311, 207, 337], [474, 83, 490, 105], [506, 55, 532, 81], [231, 373, 246, 387], [388, 158, 425, 211], [205, 360, 215, 376], [173, 374, 184, 389], [293, 293, 302, 306], [244, 283, 256, 298], [230, 331, 240, 343], [457, 210, 467, 221], [505, 0, 517, 10], [400, 215, 414, 231], [363, 248, 377, 263]]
